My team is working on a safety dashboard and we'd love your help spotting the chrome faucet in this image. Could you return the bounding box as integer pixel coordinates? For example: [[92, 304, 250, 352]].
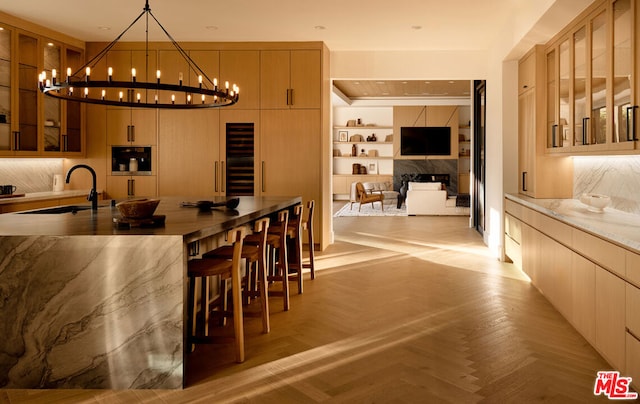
[[66, 164, 98, 211]]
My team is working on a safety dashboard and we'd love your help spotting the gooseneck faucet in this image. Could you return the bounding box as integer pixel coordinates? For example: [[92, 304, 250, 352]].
[[66, 164, 98, 211]]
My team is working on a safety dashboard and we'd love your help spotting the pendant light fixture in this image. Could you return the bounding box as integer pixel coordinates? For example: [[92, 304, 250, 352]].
[[38, 0, 239, 109]]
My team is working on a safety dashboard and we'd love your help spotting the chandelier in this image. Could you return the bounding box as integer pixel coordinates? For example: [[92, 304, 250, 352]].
[[38, 0, 239, 109]]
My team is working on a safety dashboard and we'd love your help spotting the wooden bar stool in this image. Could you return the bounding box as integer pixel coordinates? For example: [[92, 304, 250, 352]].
[[187, 226, 246, 362], [284, 204, 304, 294], [257, 209, 291, 311], [302, 200, 316, 280], [203, 218, 270, 334]]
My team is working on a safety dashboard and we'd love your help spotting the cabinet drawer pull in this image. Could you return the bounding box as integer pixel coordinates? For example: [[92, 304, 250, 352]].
[[582, 117, 589, 145], [262, 161, 265, 193], [62, 134, 68, 152], [12, 131, 19, 151], [552, 124, 558, 147], [522, 171, 528, 192], [128, 179, 135, 196]]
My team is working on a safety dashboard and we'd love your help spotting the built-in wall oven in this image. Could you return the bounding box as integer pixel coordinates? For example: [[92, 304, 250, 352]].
[[111, 146, 152, 175]]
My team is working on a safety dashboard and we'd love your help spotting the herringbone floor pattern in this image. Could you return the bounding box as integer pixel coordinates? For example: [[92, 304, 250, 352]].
[[3, 212, 619, 403]]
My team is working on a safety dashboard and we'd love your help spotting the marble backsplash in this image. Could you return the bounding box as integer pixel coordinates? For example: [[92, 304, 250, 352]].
[[573, 155, 640, 215], [0, 158, 63, 193]]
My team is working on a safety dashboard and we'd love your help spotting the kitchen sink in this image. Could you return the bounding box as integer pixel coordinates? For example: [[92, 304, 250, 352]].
[[18, 205, 106, 214]]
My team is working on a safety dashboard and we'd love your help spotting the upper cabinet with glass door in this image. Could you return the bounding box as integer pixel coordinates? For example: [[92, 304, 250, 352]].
[[0, 26, 11, 154], [0, 20, 84, 157], [543, 0, 639, 155], [41, 41, 84, 155]]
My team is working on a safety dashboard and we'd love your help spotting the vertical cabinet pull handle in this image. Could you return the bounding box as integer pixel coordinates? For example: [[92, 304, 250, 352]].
[[221, 161, 225, 193], [261, 161, 266, 193], [127, 125, 135, 142], [522, 172, 528, 192], [632, 106, 639, 141], [12, 131, 19, 151], [286, 88, 294, 106], [552, 124, 558, 147], [62, 134, 68, 152], [128, 179, 135, 196], [214, 161, 218, 192], [582, 117, 590, 145]]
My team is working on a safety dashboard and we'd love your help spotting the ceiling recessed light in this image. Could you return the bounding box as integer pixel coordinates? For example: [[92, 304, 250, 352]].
[[401, 81, 408, 84], [375, 81, 385, 84], [354, 81, 360, 85], [314, 25, 326, 30], [47, 42, 55, 47], [424, 81, 431, 84], [411, 25, 422, 30], [97, 26, 111, 31], [448, 81, 455, 84], [205, 25, 219, 30]]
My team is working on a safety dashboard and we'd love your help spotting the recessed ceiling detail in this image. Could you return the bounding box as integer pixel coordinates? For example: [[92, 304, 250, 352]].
[[333, 80, 471, 99]]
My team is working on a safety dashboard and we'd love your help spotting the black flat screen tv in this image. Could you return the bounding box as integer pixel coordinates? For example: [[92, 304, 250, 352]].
[[400, 126, 451, 156]]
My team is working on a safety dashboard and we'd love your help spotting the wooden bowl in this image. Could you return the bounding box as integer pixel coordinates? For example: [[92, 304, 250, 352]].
[[116, 198, 160, 219]]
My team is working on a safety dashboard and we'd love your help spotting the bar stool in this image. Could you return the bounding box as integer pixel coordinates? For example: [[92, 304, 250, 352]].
[[255, 209, 290, 311], [302, 200, 316, 280], [187, 226, 246, 362], [284, 204, 304, 294], [203, 218, 270, 334]]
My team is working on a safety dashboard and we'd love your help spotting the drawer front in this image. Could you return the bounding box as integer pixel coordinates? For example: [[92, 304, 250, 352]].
[[505, 198, 523, 220], [538, 212, 572, 247], [627, 283, 640, 338], [627, 251, 640, 287], [573, 229, 626, 278], [505, 235, 522, 270], [505, 213, 522, 244], [627, 333, 640, 390]]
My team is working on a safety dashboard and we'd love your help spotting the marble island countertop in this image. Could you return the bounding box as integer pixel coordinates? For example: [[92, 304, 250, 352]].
[[0, 195, 301, 243], [506, 193, 640, 253]]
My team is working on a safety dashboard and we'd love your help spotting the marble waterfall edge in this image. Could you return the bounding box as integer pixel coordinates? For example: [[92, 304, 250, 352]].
[[0, 235, 184, 389]]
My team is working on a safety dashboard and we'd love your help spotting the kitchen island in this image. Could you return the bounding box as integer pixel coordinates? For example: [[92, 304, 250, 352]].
[[0, 195, 301, 389]]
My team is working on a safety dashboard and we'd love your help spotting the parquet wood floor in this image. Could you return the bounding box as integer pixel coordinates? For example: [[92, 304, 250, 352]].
[[2, 210, 618, 403]]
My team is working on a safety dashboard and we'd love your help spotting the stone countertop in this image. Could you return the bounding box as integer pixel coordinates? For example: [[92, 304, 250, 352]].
[[0, 190, 99, 205], [0, 195, 301, 243], [505, 193, 640, 253]]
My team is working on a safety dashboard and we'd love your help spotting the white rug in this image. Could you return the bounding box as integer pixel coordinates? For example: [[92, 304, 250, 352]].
[[334, 202, 407, 217]]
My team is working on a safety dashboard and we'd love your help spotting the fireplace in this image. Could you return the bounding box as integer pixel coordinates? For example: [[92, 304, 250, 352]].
[[393, 159, 458, 195]]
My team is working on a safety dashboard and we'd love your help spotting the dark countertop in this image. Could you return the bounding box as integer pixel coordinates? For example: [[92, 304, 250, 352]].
[[0, 195, 301, 243]]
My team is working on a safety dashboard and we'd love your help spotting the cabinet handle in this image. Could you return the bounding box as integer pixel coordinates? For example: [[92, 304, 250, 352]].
[[62, 134, 68, 152], [221, 161, 225, 193], [128, 179, 135, 196], [262, 161, 266, 193], [582, 117, 589, 145], [286, 88, 294, 106], [630, 106, 639, 141], [551, 124, 558, 148], [214, 161, 218, 192], [12, 131, 19, 151], [127, 125, 135, 142], [522, 172, 528, 192]]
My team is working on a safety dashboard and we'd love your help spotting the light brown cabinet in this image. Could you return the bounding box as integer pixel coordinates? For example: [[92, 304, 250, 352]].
[[260, 50, 321, 109], [505, 197, 638, 379], [0, 26, 85, 157], [261, 109, 320, 202], [158, 109, 220, 197], [540, 0, 640, 154], [220, 50, 259, 110], [517, 46, 573, 198], [106, 176, 156, 199]]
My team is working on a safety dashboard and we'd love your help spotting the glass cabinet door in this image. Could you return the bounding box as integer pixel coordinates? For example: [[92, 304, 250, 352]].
[[17, 32, 38, 152], [558, 39, 571, 148], [43, 42, 61, 152], [546, 48, 557, 148], [0, 26, 11, 151], [590, 10, 608, 145], [574, 26, 587, 145], [612, 0, 634, 142], [64, 48, 82, 152]]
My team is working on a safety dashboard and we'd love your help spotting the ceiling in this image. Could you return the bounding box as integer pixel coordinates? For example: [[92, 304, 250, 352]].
[[0, 1, 523, 52], [0, 1, 590, 102]]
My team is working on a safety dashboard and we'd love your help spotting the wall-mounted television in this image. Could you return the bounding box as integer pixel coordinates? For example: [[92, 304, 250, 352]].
[[400, 126, 451, 156]]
